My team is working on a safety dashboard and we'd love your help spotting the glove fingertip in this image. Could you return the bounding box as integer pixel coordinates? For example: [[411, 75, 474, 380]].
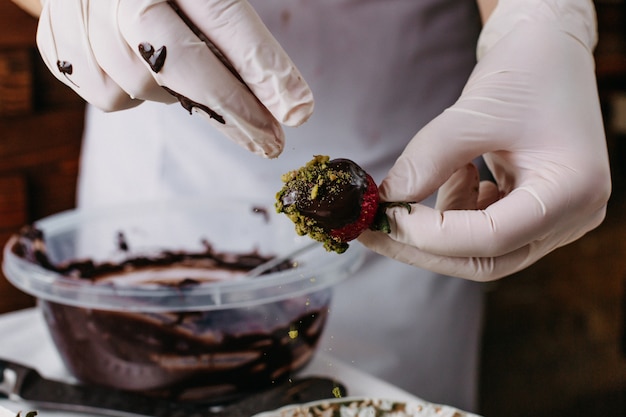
[[279, 99, 314, 127], [216, 116, 285, 159]]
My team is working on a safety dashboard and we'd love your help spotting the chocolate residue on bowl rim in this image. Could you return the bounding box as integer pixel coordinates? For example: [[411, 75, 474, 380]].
[[11, 225, 293, 284]]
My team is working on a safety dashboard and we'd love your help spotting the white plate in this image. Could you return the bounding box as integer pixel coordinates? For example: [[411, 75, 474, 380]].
[[253, 397, 478, 417]]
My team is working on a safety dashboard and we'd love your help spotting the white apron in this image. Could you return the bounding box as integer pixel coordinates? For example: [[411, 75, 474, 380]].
[[77, 0, 485, 411]]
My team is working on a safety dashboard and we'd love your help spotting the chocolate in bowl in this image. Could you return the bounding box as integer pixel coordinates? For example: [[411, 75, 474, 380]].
[[2, 200, 365, 403], [38, 289, 331, 402]]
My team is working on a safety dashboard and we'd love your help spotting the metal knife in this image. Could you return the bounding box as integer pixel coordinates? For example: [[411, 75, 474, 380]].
[[1, 358, 347, 417]]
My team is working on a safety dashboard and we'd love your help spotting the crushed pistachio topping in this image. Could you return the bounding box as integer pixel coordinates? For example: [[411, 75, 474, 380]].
[[276, 155, 352, 253]]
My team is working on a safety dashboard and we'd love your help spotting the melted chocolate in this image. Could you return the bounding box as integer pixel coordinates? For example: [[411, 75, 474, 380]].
[[117, 231, 129, 252], [166, 0, 245, 85], [162, 86, 225, 124], [153, 1, 249, 126], [56, 60, 79, 87], [56, 60, 73, 75], [41, 297, 329, 402], [283, 159, 368, 230], [12, 225, 327, 403], [252, 206, 270, 223], [138, 42, 167, 73], [12, 226, 290, 281]]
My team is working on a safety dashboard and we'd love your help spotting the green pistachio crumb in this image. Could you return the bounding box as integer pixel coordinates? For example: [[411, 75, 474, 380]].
[[276, 155, 351, 253]]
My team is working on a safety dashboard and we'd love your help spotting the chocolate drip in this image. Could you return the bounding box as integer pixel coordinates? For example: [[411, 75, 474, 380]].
[[252, 206, 270, 223], [117, 231, 129, 252], [57, 60, 73, 75], [56, 60, 79, 87], [162, 86, 225, 124], [138, 42, 167, 73]]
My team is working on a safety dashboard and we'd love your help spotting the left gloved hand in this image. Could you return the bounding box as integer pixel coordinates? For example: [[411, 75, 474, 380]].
[[358, 0, 611, 281], [35, 0, 313, 158]]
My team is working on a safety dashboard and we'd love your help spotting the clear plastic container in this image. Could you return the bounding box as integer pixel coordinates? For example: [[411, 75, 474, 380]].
[[3, 199, 365, 402]]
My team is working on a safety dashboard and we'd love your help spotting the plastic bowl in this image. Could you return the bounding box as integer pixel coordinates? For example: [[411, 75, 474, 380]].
[[2, 199, 365, 403]]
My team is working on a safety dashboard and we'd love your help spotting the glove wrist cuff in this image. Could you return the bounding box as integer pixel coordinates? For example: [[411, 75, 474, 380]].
[[477, 0, 598, 60]]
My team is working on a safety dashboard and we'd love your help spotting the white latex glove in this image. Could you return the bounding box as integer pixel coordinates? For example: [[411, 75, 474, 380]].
[[35, 0, 314, 158], [359, 0, 611, 281]]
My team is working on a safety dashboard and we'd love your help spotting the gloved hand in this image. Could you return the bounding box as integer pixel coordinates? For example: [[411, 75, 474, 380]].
[[358, 0, 611, 281], [35, 0, 314, 158]]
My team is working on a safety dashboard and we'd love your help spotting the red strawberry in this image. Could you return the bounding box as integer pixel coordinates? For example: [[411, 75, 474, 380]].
[[327, 173, 379, 243], [276, 155, 408, 253]]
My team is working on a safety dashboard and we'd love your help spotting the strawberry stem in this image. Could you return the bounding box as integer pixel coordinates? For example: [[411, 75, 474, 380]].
[[370, 202, 414, 233]]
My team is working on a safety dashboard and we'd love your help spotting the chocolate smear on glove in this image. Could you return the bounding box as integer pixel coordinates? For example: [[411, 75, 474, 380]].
[[162, 86, 225, 124], [57, 60, 73, 75], [138, 42, 167, 73], [166, 0, 245, 85], [56, 60, 79, 87]]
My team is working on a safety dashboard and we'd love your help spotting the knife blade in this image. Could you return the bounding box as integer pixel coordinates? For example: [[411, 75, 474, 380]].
[[0, 358, 346, 417]]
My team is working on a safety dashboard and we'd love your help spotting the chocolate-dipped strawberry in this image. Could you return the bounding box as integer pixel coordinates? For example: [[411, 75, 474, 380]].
[[276, 155, 409, 253]]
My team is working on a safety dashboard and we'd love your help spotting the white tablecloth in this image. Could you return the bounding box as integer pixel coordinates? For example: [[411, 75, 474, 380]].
[[0, 308, 479, 416]]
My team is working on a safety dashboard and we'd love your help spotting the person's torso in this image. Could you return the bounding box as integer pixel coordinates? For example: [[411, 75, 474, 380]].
[[79, 0, 480, 207], [77, 3, 485, 410]]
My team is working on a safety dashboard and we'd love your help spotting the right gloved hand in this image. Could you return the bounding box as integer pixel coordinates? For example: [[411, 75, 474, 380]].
[[358, 0, 610, 281], [36, 0, 314, 158]]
